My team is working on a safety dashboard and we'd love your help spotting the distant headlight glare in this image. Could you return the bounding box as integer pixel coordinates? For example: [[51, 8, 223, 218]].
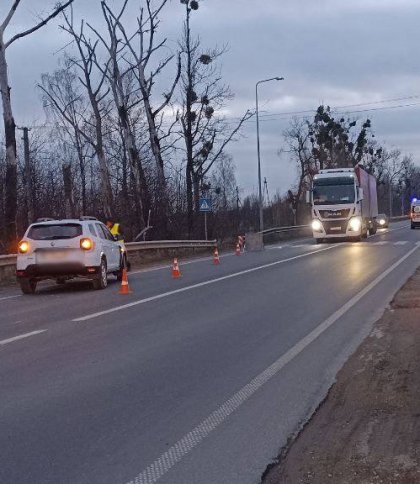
[[379, 218, 386, 225], [312, 219, 323, 232]]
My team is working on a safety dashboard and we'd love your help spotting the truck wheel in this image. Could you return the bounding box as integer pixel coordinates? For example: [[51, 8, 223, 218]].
[[411, 224, 415, 229], [92, 258, 108, 290], [315, 238, 323, 244], [19, 278, 37, 294], [352, 235, 362, 242]]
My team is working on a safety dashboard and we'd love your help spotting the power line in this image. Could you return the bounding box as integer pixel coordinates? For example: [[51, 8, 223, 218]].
[[258, 94, 420, 119]]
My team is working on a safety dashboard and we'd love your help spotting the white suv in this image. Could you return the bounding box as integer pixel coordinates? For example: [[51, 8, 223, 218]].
[[16, 217, 128, 294]]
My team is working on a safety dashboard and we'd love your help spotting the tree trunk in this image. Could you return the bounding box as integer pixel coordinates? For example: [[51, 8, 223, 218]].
[[117, 104, 149, 228], [22, 127, 34, 226], [62, 163, 75, 218], [90, 96, 113, 219], [0, 39, 17, 251], [184, 6, 194, 238], [74, 129, 86, 215]]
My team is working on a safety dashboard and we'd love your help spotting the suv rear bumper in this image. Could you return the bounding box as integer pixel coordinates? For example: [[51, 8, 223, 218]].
[[16, 263, 100, 279]]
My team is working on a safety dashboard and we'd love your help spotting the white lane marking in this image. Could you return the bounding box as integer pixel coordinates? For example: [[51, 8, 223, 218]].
[[126, 243, 420, 484], [73, 245, 337, 322], [0, 330, 47, 346], [394, 241, 408, 245], [0, 295, 21, 302], [372, 241, 388, 245]]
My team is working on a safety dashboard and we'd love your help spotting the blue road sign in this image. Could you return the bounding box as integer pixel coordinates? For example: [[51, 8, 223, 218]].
[[199, 197, 212, 212]]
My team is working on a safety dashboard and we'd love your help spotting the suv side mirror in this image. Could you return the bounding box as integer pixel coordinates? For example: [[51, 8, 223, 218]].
[[305, 190, 311, 204], [113, 235, 119, 242], [358, 187, 364, 201]]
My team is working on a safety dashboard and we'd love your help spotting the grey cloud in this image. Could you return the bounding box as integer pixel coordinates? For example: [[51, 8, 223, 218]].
[[2, 0, 420, 197]]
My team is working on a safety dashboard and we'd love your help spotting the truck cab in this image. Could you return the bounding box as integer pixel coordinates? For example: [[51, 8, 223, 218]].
[[307, 167, 378, 243]]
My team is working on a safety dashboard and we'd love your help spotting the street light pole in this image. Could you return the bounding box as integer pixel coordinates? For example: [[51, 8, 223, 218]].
[[256, 76, 284, 233]]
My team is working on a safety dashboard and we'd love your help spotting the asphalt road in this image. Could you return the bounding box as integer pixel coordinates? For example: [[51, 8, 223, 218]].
[[1, 221, 419, 484]]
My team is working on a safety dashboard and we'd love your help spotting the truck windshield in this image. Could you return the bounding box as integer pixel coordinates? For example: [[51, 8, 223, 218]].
[[313, 178, 355, 205]]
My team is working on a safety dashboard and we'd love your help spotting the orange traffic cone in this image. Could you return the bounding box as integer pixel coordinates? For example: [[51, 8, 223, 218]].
[[172, 258, 182, 279], [118, 268, 132, 294], [235, 243, 241, 256], [213, 248, 220, 265]]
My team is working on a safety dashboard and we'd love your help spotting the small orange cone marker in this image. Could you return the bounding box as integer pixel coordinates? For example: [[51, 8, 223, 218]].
[[213, 248, 220, 265], [235, 243, 241, 256], [172, 258, 182, 279], [118, 268, 132, 294]]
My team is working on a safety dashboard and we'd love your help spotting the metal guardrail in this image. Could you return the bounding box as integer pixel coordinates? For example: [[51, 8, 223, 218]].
[[0, 254, 17, 267], [260, 224, 310, 236], [126, 239, 217, 251], [0, 240, 217, 271]]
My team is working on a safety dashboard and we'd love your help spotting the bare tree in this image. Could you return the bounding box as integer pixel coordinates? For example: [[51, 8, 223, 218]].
[[179, 0, 252, 236], [87, 0, 154, 228], [282, 118, 316, 224], [0, 0, 74, 249], [105, 0, 181, 189], [58, 10, 115, 219], [39, 61, 91, 214]]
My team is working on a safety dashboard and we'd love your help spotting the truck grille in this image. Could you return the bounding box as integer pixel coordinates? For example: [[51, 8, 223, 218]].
[[319, 208, 351, 219], [322, 220, 348, 234]]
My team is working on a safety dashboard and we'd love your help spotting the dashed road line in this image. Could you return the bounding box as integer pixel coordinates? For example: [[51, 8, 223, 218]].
[[73, 245, 338, 322], [125, 242, 420, 484], [0, 295, 21, 302], [0, 330, 47, 346]]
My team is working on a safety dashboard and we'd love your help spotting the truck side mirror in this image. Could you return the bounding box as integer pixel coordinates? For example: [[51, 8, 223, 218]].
[[305, 190, 311, 204], [358, 188, 364, 201]]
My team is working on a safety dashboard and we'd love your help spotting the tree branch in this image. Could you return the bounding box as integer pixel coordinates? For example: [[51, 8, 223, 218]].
[[1, 0, 21, 33], [5, 0, 74, 48]]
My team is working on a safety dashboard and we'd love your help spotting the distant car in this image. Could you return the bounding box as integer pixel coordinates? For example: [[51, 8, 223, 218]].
[[16, 217, 129, 294], [377, 214, 389, 228]]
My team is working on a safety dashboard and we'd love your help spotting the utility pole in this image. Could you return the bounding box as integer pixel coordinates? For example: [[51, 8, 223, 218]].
[[19, 127, 34, 224], [256, 76, 284, 233]]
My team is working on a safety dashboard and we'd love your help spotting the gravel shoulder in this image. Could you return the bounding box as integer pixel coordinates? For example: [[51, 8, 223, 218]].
[[263, 267, 420, 484]]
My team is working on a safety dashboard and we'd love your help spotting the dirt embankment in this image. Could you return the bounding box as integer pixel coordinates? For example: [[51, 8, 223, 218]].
[[264, 268, 420, 484]]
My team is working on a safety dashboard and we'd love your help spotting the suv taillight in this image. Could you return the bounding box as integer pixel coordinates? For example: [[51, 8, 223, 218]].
[[18, 241, 30, 254], [80, 238, 93, 251]]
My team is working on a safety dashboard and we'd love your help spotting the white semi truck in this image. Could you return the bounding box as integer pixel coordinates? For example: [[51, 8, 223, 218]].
[[307, 166, 378, 243]]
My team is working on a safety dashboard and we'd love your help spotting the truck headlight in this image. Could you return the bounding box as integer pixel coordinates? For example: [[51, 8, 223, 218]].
[[378, 218, 386, 226], [312, 219, 323, 232], [348, 217, 362, 232]]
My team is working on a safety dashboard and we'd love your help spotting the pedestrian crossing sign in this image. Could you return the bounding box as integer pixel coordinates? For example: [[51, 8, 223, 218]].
[[199, 197, 212, 212]]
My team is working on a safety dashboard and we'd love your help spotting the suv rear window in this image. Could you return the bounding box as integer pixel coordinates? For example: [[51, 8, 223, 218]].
[[28, 223, 82, 240]]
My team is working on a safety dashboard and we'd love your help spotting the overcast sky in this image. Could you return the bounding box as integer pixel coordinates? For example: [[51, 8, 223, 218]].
[[2, 0, 420, 198]]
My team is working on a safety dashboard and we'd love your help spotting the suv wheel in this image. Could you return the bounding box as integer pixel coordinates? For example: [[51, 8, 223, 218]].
[[19, 278, 37, 295], [92, 258, 108, 290]]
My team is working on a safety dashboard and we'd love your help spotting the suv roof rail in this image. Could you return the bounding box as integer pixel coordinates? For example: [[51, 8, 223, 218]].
[[36, 217, 55, 222], [79, 216, 98, 221]]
